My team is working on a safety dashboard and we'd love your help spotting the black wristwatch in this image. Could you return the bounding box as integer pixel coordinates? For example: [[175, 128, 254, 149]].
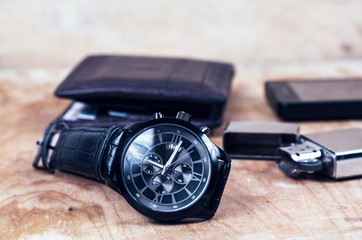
[[33, 111, 231, 221]]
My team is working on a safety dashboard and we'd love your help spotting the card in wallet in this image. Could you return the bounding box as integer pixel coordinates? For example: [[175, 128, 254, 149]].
[[54, 55, 234, 128]]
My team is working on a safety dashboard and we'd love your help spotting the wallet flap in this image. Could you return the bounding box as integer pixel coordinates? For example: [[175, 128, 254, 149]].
[[55, 55, 234, 103]]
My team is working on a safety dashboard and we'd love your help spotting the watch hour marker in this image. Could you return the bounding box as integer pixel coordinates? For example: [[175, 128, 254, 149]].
[[171, 134, 182, 144], [186, 144, 194, 152], [192, 159, 203, 164], [184, 188, 192, 196], [192, 173, 202, 181], [140, 186, 148, 193], [152, 194, 163, 203]]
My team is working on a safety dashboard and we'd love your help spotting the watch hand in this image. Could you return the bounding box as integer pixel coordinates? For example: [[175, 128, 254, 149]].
[[146, 159, 164, 169], [162, 140, 183, 175], [168, 150, 194, 168]]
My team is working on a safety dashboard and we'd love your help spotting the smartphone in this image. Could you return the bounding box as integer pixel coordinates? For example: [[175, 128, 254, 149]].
[[265, 79, 362, 121]]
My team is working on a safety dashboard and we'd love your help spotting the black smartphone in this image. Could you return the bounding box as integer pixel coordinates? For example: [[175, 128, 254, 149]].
[[265, 78, 362, 121]]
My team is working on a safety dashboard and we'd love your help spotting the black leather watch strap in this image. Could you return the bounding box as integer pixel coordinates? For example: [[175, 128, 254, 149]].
[[50, 126, 123, 181], [206, 146, 231, 217]]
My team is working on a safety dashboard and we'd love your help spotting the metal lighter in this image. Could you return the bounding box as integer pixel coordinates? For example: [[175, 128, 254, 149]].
[[223, 121, 300, 160], [277, 128, 362, 179]]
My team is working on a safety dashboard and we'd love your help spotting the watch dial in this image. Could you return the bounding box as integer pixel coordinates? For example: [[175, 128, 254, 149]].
[[122, 123, 211, 212]]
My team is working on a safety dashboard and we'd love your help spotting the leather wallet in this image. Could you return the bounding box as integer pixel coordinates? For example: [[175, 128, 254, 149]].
[[54, 55, 234, 128]]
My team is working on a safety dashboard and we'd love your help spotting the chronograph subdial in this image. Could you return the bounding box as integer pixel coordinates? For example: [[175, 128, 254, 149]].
[[151, 174, 174, 194], [142, 154, 163, 174], [173, 163, 192, 185]]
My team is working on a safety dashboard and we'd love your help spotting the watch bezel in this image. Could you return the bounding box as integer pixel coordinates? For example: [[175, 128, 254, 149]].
[[115, 117, 219, 221]]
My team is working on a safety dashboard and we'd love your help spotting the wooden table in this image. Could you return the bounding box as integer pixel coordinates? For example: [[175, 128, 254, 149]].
[[1, 60, 362, 240], [1, 1, 362, 239]]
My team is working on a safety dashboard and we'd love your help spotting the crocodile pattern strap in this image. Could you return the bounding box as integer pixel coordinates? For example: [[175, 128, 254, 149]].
[[50, 126, 123, 181]]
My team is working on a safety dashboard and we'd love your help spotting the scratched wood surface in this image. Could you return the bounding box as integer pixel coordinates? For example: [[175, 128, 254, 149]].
[[1, 1, 362, 239]]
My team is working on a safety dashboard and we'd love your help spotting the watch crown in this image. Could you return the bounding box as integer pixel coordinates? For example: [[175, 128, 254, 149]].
[[153, 112, 164, 119], [200, 126, 211, 135], [176, 111, 192, 122]]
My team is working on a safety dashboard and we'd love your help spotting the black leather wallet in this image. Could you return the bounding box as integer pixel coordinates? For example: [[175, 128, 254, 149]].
[[54, 55, 234, 128]]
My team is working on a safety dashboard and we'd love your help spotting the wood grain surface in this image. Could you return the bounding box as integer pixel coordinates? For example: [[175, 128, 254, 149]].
[[1, 1, 362, 239]]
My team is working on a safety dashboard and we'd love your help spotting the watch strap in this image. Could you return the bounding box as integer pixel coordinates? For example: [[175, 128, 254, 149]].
[[50, 126, 123, 181], [33, 121, 70, 173], [206, 146, 231, 218]]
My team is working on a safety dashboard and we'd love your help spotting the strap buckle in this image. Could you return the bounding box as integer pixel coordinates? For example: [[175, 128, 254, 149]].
[[33, 121, 69, 172]]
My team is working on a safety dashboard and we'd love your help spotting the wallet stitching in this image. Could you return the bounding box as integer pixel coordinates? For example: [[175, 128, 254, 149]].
[[198, 61, 208, 90], [220, 64, 233, 96], [165, 59, 185, 90], [220, 65, 228, 95]]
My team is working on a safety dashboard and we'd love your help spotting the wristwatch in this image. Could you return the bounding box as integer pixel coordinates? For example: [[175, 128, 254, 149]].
[[33, 111, 231, 221]]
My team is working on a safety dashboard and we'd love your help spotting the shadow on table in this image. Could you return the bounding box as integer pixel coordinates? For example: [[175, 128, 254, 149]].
[[286, 171, 361, 182]]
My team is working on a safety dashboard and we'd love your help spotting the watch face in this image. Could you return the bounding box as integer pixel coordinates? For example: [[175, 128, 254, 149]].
[[121, 123, 212, 213]]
